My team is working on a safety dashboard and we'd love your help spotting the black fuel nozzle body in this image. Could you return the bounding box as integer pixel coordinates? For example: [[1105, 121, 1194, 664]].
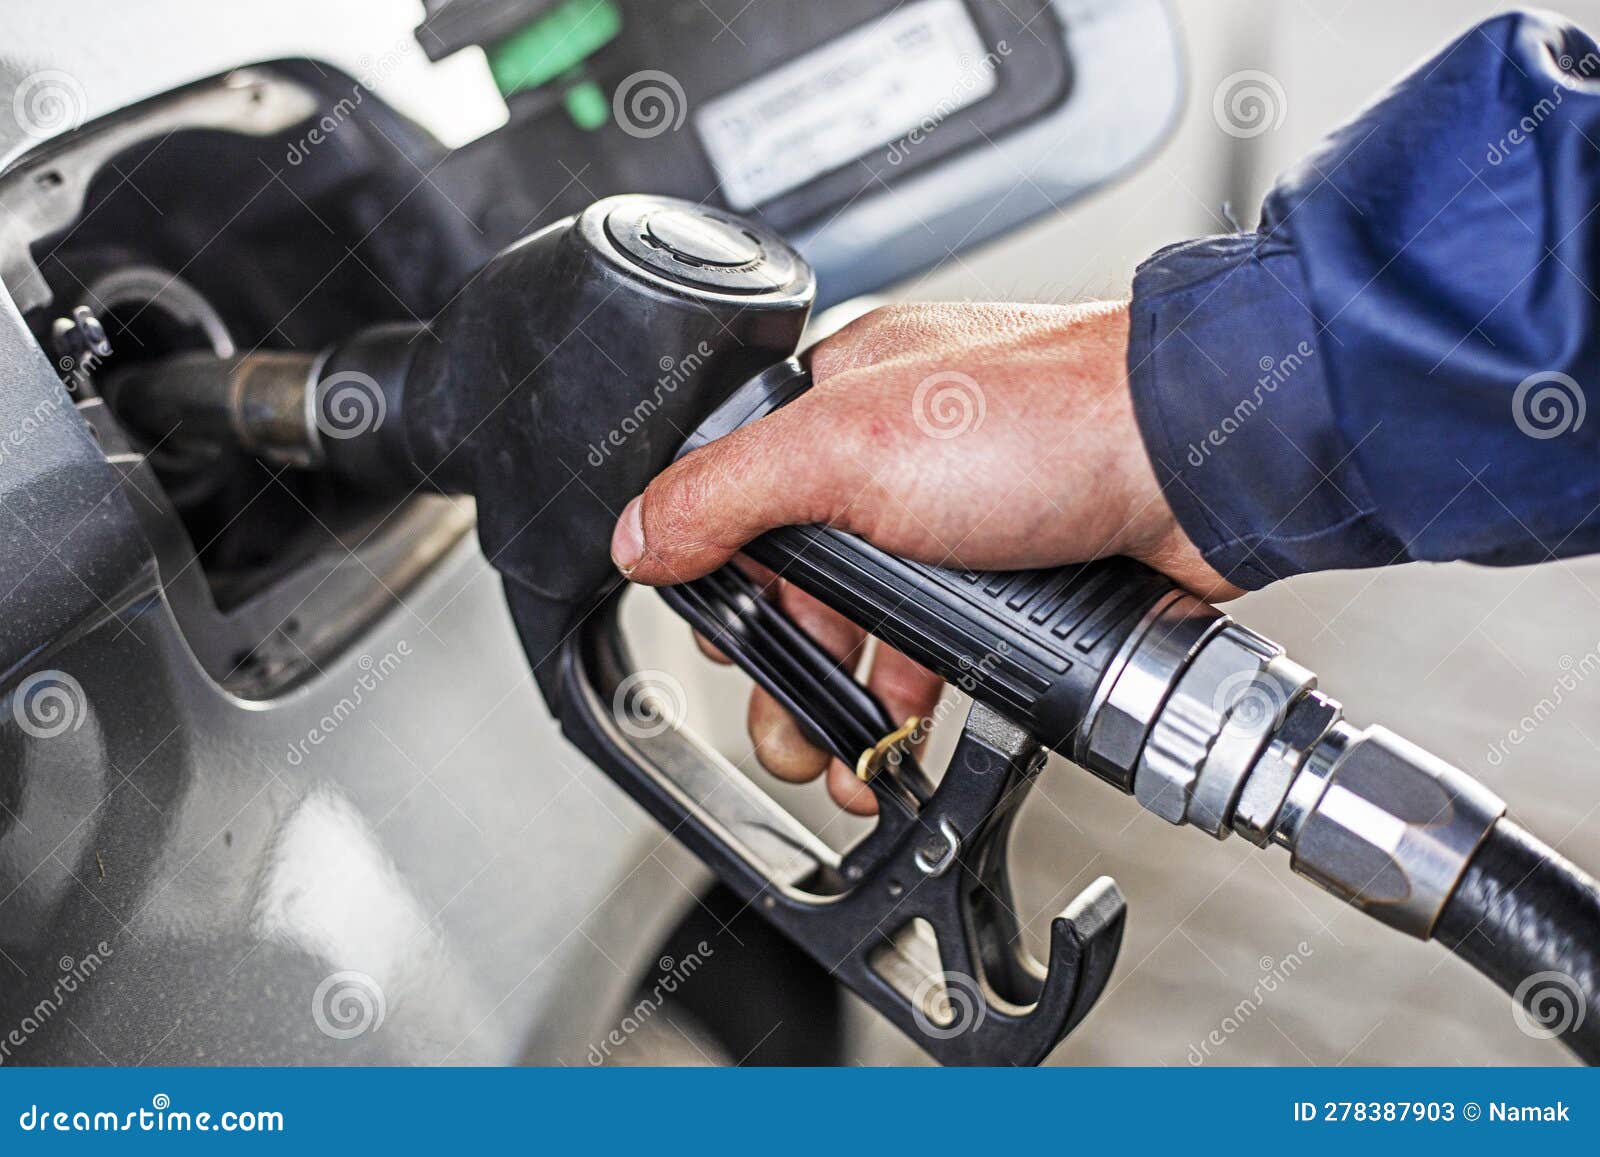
[[337, 197, 816, 682]]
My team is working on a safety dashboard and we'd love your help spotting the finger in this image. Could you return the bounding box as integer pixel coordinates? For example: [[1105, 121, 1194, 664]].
[[693, 630, 731, 665], [732, 555, 779, 589], [824, 646, 941, 817], [688, 560, 790, 664], [747, 687, 830, 784], [865, 644, 945, 738], [692, 563, 869, 673], [827, 760, 879, 816], [774, 580, 867, 671], [746, 580, 867, 784], [611, 397, 859, 586]]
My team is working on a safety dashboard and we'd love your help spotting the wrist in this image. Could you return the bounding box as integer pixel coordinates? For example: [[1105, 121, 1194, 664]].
[[1059, 301, 1244, 601], [1114, 375, 1246, 601]]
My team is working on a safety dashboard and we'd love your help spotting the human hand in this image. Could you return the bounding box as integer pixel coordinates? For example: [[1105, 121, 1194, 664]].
[[610, 300, 1240, 813]]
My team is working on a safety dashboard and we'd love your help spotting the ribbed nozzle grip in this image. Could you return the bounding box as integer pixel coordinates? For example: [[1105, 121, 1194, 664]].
[[743, 526, 1176, 759]]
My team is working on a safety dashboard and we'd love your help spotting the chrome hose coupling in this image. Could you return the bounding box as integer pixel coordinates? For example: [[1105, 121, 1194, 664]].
[[1076, 596, 1505, 939]]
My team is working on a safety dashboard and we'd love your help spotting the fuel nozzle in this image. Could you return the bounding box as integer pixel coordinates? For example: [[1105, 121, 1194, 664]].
[[106, 323, 423, 489], [108, 195, 815, 608]]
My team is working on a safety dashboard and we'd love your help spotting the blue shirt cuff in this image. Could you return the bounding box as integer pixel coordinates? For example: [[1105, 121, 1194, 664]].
[[1126, 234, 1407, 590]]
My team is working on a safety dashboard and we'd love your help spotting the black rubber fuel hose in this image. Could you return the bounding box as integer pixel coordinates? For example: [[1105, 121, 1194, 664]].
[[1435, 818, 1600, 1063]]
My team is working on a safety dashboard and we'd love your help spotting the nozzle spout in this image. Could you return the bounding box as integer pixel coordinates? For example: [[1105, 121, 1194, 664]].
[[106, 321, 429, 494]]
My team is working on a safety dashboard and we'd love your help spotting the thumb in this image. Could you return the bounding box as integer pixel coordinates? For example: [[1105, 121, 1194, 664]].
[[610, 401, 850, 586]]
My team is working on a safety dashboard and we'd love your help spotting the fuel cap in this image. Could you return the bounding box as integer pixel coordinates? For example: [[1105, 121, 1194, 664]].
[[603, 198, 797, 294], [645, 210, 762, 268]]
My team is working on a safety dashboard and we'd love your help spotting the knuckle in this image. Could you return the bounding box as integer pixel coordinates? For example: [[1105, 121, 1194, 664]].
[[812, 303, 923, 378], [648, 461, 718, 542]]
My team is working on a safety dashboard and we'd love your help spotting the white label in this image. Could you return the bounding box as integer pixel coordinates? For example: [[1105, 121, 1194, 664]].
[[694, 0, 999, 209]]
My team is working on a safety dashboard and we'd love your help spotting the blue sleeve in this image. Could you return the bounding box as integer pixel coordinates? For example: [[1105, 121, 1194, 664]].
[[1127, 10, 1600, 590]]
